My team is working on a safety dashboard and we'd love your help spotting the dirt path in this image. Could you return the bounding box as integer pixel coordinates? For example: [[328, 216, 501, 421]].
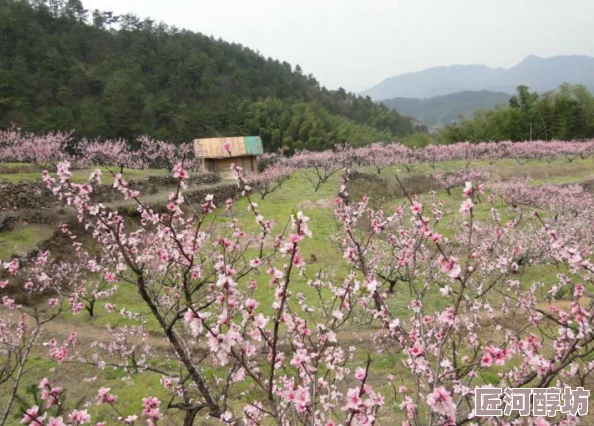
[[44, 317, 173, 350], [2, 295, 586, 359], [0, 305, 173, 352]]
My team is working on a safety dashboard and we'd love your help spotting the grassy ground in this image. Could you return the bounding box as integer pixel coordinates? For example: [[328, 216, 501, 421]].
[[0, 223, 55, 259], [0, 163, 167, 184], [0, 156, 593, 424]]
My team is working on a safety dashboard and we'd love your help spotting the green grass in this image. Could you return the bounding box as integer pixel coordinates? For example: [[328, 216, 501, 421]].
[[368, 156, 593, 184], [71, 166, 167, 185], [1, 156, 593, 423], [0, 164, 166, 184], [0, 352, 178, 426], [0, 224, 55, 259]]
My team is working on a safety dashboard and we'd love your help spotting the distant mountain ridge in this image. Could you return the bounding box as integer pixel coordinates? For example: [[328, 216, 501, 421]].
[[361, 55, 594, 100], [381, 90, 512, 127]]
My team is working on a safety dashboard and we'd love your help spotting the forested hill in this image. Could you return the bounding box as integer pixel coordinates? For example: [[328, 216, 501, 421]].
[[0, 0, 414, 151]]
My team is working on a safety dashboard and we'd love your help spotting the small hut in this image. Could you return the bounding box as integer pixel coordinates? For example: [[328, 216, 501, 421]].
[[194, 136, 263, 176]]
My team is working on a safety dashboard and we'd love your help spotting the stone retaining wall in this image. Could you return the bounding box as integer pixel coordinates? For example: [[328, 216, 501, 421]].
[[141, 183, 240, 215], [184, 183, 238, 207], [147, 173, 219, 186], [0, 173, 220, 211], [0, 182, 54, 210]]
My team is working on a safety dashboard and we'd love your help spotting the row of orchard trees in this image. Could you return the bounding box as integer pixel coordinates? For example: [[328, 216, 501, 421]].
[[2, 153, 594, 425], [2, 126, 593, 175], [251, 139, 594, 197], [0, 128, 199, 171], [2, 127, 594, 202]]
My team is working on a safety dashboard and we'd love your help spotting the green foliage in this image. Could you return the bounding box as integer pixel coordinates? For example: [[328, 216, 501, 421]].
[[441, 84, 594, 143], [381, 90, 512, 127], [0, 0, 414, 150], [0, 224, 55, 258], [402, 132, 437, 148], [240, 99, 396, 151]]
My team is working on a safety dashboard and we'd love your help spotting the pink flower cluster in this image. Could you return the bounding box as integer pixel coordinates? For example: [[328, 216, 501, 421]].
[[253, 139, 594, 196], [4, 150, 594, 425], [0, 127, 200, 171]]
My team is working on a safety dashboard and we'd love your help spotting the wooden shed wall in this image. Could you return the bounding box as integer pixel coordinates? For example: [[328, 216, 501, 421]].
[[196, 137, 244, 158], [194, 136, 263, 159], [203, 156, 258, 176]]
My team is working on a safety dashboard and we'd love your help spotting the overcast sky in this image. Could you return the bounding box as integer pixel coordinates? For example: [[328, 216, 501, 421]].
[[82, 0, 594, 92]]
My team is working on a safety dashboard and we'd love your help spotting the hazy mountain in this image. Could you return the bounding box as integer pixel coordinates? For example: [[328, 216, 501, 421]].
[[381, 90, 512, 127], [361, 55, 594, 100]]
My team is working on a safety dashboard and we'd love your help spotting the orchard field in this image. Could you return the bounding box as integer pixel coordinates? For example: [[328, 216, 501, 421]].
[[1, 131, 594, 426]]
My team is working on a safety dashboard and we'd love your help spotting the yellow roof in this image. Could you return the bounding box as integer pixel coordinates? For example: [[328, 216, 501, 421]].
[[194, 136, 263, 159]]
